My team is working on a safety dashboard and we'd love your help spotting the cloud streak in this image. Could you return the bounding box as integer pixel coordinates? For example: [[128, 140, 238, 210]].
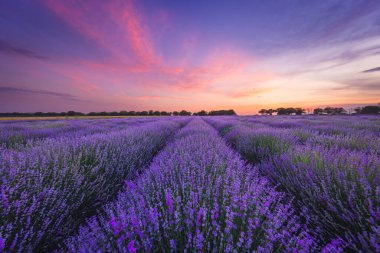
[[0, 86, 86, 102], [337, 78, 380, 91], [362, 66, 380, 73], [0, 40, 49, 60]]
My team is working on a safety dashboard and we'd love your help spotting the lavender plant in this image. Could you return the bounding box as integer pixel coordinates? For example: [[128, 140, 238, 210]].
[[208, 116, 380, 252], [64, 119, 319, 252], [1, 115, 377, 252], [258, 146, 380, 252], [0, 118, 156, 150], [0, 118, 186, 252]]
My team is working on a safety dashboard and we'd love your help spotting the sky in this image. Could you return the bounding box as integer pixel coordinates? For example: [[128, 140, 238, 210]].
[[0, 0, 380, 114]]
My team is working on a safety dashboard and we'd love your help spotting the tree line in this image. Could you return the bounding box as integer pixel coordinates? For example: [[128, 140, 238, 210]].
[[312, 107, 347, 115], [314, 106, 380, 115], [350, 106, 380, 115], [258, 106, 380, 115], [259, 108, 305, 115], [0, 109, 237, 117]]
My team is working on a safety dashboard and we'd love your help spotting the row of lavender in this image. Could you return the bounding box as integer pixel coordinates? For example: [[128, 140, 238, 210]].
[[245, 115, 380, 152], [248, 115, 380, 137], [207, 116, 379, 252], [0, 118, 156, 150], [0, 117, 187, 252], [61, 118, 335, 252]]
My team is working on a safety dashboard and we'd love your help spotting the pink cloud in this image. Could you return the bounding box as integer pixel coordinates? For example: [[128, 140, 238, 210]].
[[42, 0, 274, 103], [109, 0, 161, 67]]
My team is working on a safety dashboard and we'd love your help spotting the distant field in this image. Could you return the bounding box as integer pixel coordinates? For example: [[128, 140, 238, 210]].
[[0, 116, 378, 252], [0, 115, 147, 121]]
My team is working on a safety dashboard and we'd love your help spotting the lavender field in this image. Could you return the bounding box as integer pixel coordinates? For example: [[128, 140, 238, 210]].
[[0, 116, 379, 252]]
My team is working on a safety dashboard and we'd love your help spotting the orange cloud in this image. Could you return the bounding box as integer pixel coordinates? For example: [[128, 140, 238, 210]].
[[227, 87, 273, 98]]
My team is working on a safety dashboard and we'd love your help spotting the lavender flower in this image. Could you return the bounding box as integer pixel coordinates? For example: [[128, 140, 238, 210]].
[[127, 240, 136, 253], [165, 190, 174, 214]]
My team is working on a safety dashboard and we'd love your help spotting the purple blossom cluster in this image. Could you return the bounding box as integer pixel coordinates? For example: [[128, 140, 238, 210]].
[[0, 117, 187, 252], [207, 116, 380, 252], [64, 119, 318, 252]]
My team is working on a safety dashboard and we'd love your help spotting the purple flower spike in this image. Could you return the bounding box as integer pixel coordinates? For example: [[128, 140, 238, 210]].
[[0, 237, 5, 252], [165, 190, 174, 214], [127, 240, 137, 253]]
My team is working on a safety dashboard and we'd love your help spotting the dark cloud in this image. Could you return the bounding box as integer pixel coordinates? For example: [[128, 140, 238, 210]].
[[330, 46, 380, 64], [362, 66, 380, 73], [281, 45, 380, 77], [0, 40, 49, 60], [309, 45, 380, 70], [0, 86, 86, 102], [333, 78, 380, 91]]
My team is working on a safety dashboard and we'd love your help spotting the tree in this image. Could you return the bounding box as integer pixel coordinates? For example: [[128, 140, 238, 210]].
[[354, 107, 362, 114], [179, 110, 191, 116], [276, 107, 292, 115], [295, 108, 305, 115], [267, 109, 276, 115], [286, 108, 296, 115], [313, 108, 323, 115], [66, 111, 84, 116], [208, 110, 236, 116], [67, 111, 76, 116], [323, 107, 334, 115], [360, 106, 380, 114], [322, 107, 347, 115], [276, 107, 286, 115], [99, 111, 109, 116], [274, 107, 305, 115], [226, 109, 237, 115], [334, 107, 347, 114], [258, 109, 267, 115], [0, 109, 240, 118], [193, 110, 208, 116]]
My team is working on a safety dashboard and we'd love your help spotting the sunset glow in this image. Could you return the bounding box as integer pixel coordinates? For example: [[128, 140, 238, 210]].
[[1, 0, 379, 114]]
